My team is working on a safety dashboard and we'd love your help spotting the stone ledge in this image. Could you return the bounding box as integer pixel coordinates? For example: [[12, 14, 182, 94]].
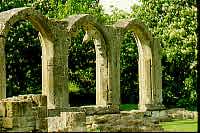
[[48, 105, 120, 117]]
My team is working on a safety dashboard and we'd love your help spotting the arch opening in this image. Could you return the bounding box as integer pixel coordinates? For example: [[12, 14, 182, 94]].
[[5, 20, 42, 97], [66, 15, 109, 106], [0, 8, 54, 105], [119, 31, 139, 110], [114, 19, 164, 111], [68, 27, 96, 106]]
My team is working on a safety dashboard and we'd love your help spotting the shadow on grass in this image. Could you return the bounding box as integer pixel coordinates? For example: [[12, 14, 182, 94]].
[[119, 104, 138, 111]]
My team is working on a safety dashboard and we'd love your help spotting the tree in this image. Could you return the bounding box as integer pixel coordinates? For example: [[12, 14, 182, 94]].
[[130, 0, 197, 110]]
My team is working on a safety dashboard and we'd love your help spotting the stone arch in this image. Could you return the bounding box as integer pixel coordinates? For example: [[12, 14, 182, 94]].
[[0, 7, 54, 103], [64, 14, 109, 106], [114, 19, 164, 110]]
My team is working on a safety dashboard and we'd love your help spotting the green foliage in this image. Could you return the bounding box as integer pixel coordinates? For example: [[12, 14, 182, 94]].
[[68, 29, 96, 96], [120, 32, 139, 104], [0, 0, 34, 11], [130, 0, 197, 109], [68, 81, 80, 93], [5, 21, 41, 97]]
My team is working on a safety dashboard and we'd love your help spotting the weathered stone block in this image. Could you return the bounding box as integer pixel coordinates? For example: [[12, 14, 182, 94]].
[[64, 112, 86, 132], [18, 95, 32, 101], [36, 118, 48, 132], [86, 115, 96, 125], [48, 108, 61, 117], [35, 106, 47, 118], [6, 101, 20, 117], [118, 125, 140, 132], [3, 117, 35, 129], [152, 111, 160, 118], [159, 110, 167, 117], [144, 111, 152, 117], [126, 119, 143, 126], [19, 101, 33, 116], [93, 115, 108, 124], [3, 117, 19, 128], [48, 116, 66, 132], [32, 95, 47, 107], [193, 112, 198, 119], [0, 102, 5, 117], [17, 95, 28, 100], [0, 118, 3, 128], [5, 127, 34, 132]]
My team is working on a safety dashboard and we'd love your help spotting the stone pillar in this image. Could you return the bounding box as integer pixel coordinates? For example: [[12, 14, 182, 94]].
[[40, 24, 69, 109], [138, 44, 153, 110], [0, 36, 6, 99], [137, 36, 165, 111], [40, 33, 56, 109], [93, 29, 109, 106], [150, 38, 165, 110], [106, 27, 122, 106], [52, 27, 69, 109]]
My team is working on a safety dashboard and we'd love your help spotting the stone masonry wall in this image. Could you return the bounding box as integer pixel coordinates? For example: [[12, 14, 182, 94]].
[[0, 94, 47, 132], [0, 95, 197, 132], [47, 105, 120, 132], [86, 112, 164, 132], [48, 108, 165, 132]]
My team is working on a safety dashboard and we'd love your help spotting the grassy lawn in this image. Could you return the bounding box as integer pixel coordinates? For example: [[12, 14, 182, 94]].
[[120, 104, 198, 132], [160, 119, 198, 132], [119, 104, 138, 111]]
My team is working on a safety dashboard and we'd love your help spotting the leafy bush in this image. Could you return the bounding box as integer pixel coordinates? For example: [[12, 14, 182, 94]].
[[131, 0, 197, 109]]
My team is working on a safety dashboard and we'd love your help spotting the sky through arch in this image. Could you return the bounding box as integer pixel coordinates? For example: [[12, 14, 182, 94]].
[[99, 0, 142, 15]]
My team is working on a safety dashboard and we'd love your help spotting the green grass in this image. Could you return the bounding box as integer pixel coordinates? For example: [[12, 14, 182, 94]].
[[119, 104, 138, 111], [120, 104, 197, 132], [160, 119, 198, 132]]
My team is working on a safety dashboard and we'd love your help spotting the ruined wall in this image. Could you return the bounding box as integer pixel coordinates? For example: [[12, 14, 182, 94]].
[[0, 7, 171, 132], [0, 7, 165, 111], [0, 94, 196, 132], [47, 107, 164, 132], [0, 94, 47, 132]]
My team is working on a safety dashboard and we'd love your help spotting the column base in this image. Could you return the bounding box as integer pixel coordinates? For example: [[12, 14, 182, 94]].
[[47, 104, 70, 110], [139, 104, 165, 111]]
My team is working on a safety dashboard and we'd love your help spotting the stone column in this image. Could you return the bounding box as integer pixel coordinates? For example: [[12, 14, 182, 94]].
[[138, 44, 153, 110], [137, 36, 165, 111], [0, 36, 6, 99], [53, 27, 69, 109], [41, 22, 69, 109], [92, 29, 109, 106], [150, 38, 165, 110], [106, 27, 122, 106]]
